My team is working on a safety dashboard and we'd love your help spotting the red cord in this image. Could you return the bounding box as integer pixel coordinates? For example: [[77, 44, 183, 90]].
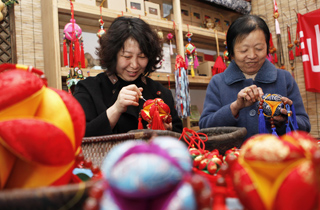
[[179, 128, 208, 153]]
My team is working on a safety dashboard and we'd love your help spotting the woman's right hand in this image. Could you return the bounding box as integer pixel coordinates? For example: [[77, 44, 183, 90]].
[[114, 84, 143, 113], [107, 84, 143, 129], [230, 85, 264, 117]]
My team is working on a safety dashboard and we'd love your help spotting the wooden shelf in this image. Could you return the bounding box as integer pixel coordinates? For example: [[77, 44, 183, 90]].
[[57, 1, 226, 41], [61, 67, 211, 89], [57, 1, 175, 32]]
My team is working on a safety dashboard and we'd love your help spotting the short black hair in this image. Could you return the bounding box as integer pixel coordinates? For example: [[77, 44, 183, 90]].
[[98, 16, 163, 76], [226, 15, 270, 60]]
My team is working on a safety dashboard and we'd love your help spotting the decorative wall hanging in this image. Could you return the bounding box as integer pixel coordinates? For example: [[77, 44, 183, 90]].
[[267, 32, 277, 64], [184, 29, 199, 77], [63, 1, 86, 94], [273, 0, 285, 69], [287, 25, 295, 76], [97, 0, 106, 38], [175, 55, 190, 118], [212, 30, 226, 76]]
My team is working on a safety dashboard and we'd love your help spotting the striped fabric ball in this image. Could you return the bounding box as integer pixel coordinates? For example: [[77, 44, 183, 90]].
[[0, 64, 85, 189]]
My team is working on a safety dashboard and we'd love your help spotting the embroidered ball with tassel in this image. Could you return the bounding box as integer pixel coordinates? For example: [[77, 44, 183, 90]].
[[261, 93, 284, 118], [140, 98, 171, 130]]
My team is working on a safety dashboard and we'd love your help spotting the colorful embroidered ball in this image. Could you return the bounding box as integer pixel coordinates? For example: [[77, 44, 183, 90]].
[[64, 18, 82, 41], [99, 136, 198, 210], [185, 42, 196, 55], [229, 131, 320, 210], [0, 64, 85, 189], [261, 93, 284, 117]]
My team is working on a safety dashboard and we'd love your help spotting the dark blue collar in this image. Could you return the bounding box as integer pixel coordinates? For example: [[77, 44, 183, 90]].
[[224, 59, 277, 85]]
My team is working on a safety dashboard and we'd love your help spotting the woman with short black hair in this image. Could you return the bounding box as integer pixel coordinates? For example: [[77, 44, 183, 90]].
[[74, 16, 182, 137], [199, 15, 310, 141]]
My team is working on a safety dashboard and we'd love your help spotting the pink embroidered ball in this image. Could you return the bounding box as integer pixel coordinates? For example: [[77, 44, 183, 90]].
[[64, 19, 82, 41]]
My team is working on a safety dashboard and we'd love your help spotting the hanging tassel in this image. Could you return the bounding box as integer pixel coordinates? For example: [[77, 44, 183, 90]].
[[151, 106, 165, 130], [271, 127, 278, 136], [190, 65, 195, 77], [74, 38, 80, 67], [267, 54, 274, 63], [274, 52, 278, 63], [81, 41, 86, 68], [259, 109, 267, 134], [286, 121, 291, 133], [69, 43, 74, 68], [298, 45, 302, 56], [194, 54, 199, 69], [295, 46, 299, 57], [63, 39, 68, 66], [138, 114, 143, 129], [169, 40, 173, 55], [289, 104, 299, 130], [289, 50, 294, 61]]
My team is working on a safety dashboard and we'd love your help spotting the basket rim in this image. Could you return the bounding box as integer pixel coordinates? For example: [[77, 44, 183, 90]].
[[82, 130, 182, 144], [197, 126, 247, 142], [0, 180, 97, 208]]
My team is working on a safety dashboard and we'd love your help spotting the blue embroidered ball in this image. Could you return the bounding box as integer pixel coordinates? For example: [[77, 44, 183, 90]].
[[262, 93, 284, 117]]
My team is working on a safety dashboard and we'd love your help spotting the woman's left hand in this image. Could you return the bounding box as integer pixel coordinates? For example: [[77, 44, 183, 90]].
[[273, 96, 293, 123], [164, 122, 172, 131]]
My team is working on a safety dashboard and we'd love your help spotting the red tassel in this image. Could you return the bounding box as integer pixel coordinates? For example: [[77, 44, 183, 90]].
[[69, 43, 74, 68], [63, 40, 68, 66], [274, 52, 278, 63], [81, 42, 86, 68], [289, 50, 294, 60], [298, 45, 302, 56], [152, 106, 165, 130], [74, 38, 80, 67], [295, 46, 299, 57], [138, 115, 143, 129]]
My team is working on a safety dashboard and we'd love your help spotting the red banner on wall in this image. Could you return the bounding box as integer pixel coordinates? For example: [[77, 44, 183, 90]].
[[298, 9, 320, 92]]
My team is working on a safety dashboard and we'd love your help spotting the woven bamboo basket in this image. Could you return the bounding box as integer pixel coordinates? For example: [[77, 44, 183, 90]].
[[82, 130, 182, 167], [0, 180, 96, 210], [197, 127, 247, 155]]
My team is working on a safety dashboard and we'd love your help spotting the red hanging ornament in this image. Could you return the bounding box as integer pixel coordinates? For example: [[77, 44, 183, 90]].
[[212, 56, 226, 76], [63, 1, 82, 68], [289, 50, 294, 61], [269, 33, 276, 54], [97, 4, 106, 38]]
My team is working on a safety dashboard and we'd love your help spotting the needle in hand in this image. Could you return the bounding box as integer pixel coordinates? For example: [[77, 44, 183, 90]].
[[140, 95, 146, 101]]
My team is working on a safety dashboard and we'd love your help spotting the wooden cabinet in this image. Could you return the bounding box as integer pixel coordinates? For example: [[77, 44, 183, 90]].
[[41, 0, 228, 89]]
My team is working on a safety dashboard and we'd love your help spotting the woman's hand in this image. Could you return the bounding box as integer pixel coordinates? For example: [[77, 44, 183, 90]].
[[230, 85, 264, 117], [114, 84, 143, 113], [273, 96, 293, 124], [107, 84, 143, 129], [164, 122, 173, 131]]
